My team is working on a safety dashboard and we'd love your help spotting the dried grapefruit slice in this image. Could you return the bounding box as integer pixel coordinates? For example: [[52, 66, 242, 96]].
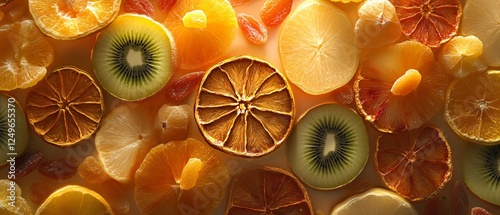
[[134, 138, 229, 215], [25, 66, 104, 147], [375, 126, 453, 201], [354, 40, 449, 133], [225, 166, 313, 215], [390, 0, 461, 47], [194, 56, 294, 157], [437, 35, 487, 78]]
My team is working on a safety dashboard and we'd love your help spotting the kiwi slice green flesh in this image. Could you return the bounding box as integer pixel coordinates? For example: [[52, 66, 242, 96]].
[[464, 144, 500, 206], [0, 94, 29, 166], [286, 103, 369, 190], [92, 14, 174, 101]]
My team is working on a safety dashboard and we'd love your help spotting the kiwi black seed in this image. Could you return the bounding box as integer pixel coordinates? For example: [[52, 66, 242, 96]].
[[286, 103, 369, 190], [463, 143, 500, 206], [0, 94, 29, 166], [92, 14, 175, 101]]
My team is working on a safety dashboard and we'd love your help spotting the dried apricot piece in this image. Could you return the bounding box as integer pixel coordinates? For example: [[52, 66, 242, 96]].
[[237, 13, 268, 45], [14, 151, 44, 179], [165, 71, 205, 102], [260, 0, 292, 27], [38, 157, 78, 181], [123, 0, 155, 18], [77, 156, 110, 184]]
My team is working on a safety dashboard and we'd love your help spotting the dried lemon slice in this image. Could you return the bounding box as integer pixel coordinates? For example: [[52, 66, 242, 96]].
[[194, 56, 295, 157]]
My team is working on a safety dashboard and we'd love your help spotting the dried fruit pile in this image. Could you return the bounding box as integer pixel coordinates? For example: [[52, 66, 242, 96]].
[[1, 0, 500, 214]]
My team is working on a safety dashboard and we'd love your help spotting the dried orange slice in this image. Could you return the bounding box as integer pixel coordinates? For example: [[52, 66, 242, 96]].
[[225, 166, 313, 215], [444, 70, 500, 144], [390, 0, 461, 47], [29, 0, 121, 39], [134, 138, 229, 215], [375, 126, 453, 201], [354, 40, 449, 133], [25, 66, 104, 147], [194, 55, 295, 157]]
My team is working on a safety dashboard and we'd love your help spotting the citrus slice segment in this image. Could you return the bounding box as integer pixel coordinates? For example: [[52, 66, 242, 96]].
[[95, 103, 160, 183], [279, 0, 358, 95], [0, 180, 32, 215], [225, 166, 313, 215], [444, 70, 500, 144], [331, 188, 418, 215], [390, 0, 461, 47], [134, 138, 229, 215], [355, 0, 402, 48], [437, 35, 487, 78], [0, 94, 29, 167], [375, 126, 453, 201], [28, 0, 121, 39], [35, 185, 113, 215], [164, 0, 237, 70], [194, 56, 295, 157], [354, 40, 449, 133], [25, 66, 104, 147]]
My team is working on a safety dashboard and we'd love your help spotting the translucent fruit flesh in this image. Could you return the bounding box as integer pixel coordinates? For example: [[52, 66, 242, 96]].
[[0, 180, 32, 215], [355, 0, 402, 48], [437, 35, 487, 78]]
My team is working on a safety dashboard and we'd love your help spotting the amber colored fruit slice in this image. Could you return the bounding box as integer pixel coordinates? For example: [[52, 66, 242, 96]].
[[355, 0, 402, 48], [0, 19, 54, 91], [438, 35, 487, 78], [354, 40, 449, 133], [279, 0, 358, 95], [375, 126, 453, 201], [134, 138, 229, 215], [390, 0, 461, 47], [29, 0, 121, 39], [194, 56, 295, 157], [78, 156, 111, 184], [225, 166, 313, 215], [25, 66, 104, 147], [445, 70, 500, 144], [164, 0, 237, 69], [35, 185, 114, 215], [0, 180, 32, 215]]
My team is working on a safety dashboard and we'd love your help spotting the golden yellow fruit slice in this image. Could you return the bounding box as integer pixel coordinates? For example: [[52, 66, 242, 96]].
[[0, 180, 32, 215], [437, 35, 487, 78]]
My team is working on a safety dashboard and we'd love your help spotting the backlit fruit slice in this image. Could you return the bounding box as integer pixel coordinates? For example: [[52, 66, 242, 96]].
[[355, 0, 402, 48], [92, 14, 175, 101], [0, 180, 32, 215], [0, 94, 29, 166], [438, 36, 487, 78], [279, 0, 358, 95], [463, 144, 500, 206], [194, 56, 294, 157], [286, 103, 369, 190], [25, 66, 104, 147], [95, 103, 160, 183], [330, 188, 418, 215], [375, 126, 453, 202], [390, 0, 461, 47], [462, 0, 500, 67], [28, 0, 121, 40], [354, 40, 449, 133], [35, 185, 113, 215], [134, 138, 229, 215], [225, 166, 313, 215], [444, 71, 500, 144], [164, 0, 237, 70], [0, 19, 54, 91]]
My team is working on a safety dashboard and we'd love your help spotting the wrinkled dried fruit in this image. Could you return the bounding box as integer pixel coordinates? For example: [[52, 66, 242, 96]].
[[332, 85, 354, 105], [471, 207, 492, 215], [156, 104, 191, 143], [230, 0, 250, 7], [452, 181, 469, 215], [237, 13, 268, 44], [38, 157, 78, 181], [14, 151, 43, 179], [77, 156, 110, 184], [157, 0, 177, 13], [165, 71, 205, 102], [260, 0, 292, 27], [29, 180, 56, 205], [123, 0, 155, 17]]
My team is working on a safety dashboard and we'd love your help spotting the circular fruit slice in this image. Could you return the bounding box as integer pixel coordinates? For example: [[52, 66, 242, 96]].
[[437, 35, 487, 78], [354, 40, 449, 133], [25, 66, 104, 147], [286, 103, 369, 190], [331, 188, 418, 215], [35, 185, 113, 215], [278, 0, 358, 95], [92, 14, 175, 101], [164, 0, 237, 70], [28, 0, 121, 39], [0, 180, 32, 215], [355, 0, 402, 48], [0, 94, 29, 166], [375, 126, 452, 201], [390, 0, 461, 47], [134, 138, 229, 215], [194, 55, 294, 157], [444, 71, 500, 144], [225, 166, 313, 215], [464, 144, 500, 206]]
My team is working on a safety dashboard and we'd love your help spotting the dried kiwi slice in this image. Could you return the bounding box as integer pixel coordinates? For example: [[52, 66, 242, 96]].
[[286, 103, 369, 190], [463, 144, 500, 206], [92, 14, 175, 101], [0, 94, 29, 166]]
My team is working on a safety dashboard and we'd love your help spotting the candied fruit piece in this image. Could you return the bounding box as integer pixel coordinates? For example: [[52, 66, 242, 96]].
[[260, 0, 292, 27], [165, 71, 205, 102], [29, 180, 56, 205], [471, 207, 492, 215], [156, 104, 191, 143], [38, 157, 77, 181], [179, 158, 202, 190], [123, 0, 155, 18], [237, 13, 268, 45], [182, 10, 207, 28], [230, 0, 250, 7], [77, 156, 110, 184]]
